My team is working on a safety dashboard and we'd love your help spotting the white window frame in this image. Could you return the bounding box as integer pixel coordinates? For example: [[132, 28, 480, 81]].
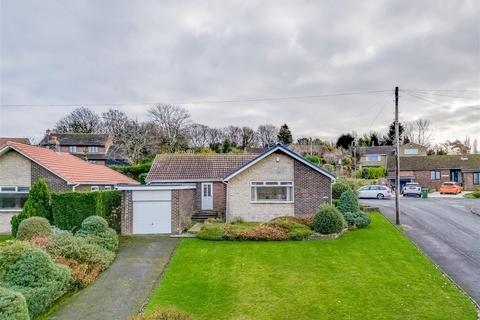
[[250, 181, 294, 203], [430, 171, 441, 180], [0, 186, 30, 193], [88, 146, 99, 153], [69, 146, 77, 153], [366, 154, 381, 162], [404, 148, 419, 155], [91, 186, 100, 192], [104, 186, 112, 190]]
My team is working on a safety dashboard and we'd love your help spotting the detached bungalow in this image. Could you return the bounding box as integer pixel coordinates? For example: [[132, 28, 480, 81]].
[[0, 142, 139, 212], [119, 144, 335, 235]]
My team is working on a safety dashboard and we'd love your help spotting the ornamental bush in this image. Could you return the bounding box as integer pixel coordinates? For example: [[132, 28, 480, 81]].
[[54, 256, 102, 288], [0, 287, 29, 320], [129, 307, 193, 320], [76, 216, 119, 252], [313, 205, 345, 234], [332, 181, 352, 199], [11, 178, 52, 237], [338, 189, 359, 215], [354, 212, 372, 228], [266, 218, 313, 240], [16, 217, 53, 241], [237, 225, 289, 241], [0, 241, 32, 276], [2, 247, 72, 317]]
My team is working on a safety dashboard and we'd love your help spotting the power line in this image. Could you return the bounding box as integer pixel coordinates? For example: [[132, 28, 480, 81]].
[[369, 94, 392, 127], [401, 89, 480, 92], [403, 90, 480, 101], [0, 89, 392, 108], [402, 91, 450, 108]]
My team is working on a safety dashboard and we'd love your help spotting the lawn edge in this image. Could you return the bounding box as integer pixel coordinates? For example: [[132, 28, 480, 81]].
[[376, 209, 480, 313]]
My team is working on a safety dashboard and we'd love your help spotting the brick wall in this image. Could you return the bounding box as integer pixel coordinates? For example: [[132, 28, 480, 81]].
[[411, 169, 450, 190], [121, 190, 133, 234], [463, 172, 480, 191], [31, 162, 70, 191], [213, 182, 226, 212], [171, 189, 195, 234], [294, 160, 332, 215]]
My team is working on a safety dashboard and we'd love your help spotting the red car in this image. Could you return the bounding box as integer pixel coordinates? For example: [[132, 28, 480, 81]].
[[439, 182, 463, 194]]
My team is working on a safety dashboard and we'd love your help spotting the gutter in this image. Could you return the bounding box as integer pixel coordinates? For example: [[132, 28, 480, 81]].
[[71, 184, 80, 192]]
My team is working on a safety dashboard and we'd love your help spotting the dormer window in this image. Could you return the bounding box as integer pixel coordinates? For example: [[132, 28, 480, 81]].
[[405, 148, 418, 155], [88, 146, 99, 153]]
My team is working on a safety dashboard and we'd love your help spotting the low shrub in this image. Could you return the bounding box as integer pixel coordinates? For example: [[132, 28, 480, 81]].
[[313, 205, 345, 234], [0, 241, 32, 276], [355, 166, 386, 179], [272, 215, 315, 228], [197, 223, 225, 241], [354, 212, 372, 228], [29, 235, 53, 250], [2, 247, 72, 317], [342, 211, 357, 227], [338, 189, 359, 214], [76, 216, 119, 252], [0, 286, 29, 320], [332, 181, 352, 199], [237, 225, 288, 241], [129, 307, 193, 320], [266, 218, 313, 240], [16, 216, 53, 241], [55, 256, 102, 288], [287, 227, 313, 240]]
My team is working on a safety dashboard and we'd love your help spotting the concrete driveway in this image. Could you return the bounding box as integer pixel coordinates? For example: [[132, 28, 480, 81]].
[[362, 197, 480, 305], [50, 235, 179, 320]]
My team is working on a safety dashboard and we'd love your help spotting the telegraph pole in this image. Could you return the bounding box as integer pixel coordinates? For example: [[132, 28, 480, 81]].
[[395, 86, 400, 225]]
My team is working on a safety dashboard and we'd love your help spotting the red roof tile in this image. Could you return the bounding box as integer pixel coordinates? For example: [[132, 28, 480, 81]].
[[1, 142, 139, 185]]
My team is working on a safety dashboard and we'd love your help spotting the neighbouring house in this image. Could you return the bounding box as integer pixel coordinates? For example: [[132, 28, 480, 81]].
[[386, 154, 480, 191], [399, 142, 428, 157], [359, 145, 395, 168], [119, 144, 335, 235], [0, 137, 30, 149], [0, 142, 139, 213], [39, 130, 130, 165]]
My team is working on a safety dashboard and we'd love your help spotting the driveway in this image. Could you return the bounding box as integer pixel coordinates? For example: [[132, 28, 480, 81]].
[[0, 212, 14, 234], [50, 236, 179, 320], [362, 197, 480, 305]]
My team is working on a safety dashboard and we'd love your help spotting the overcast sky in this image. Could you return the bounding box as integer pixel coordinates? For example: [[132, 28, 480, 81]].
[[1, 0, 479, 144]]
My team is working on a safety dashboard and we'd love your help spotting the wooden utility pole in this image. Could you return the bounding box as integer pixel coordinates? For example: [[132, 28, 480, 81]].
[[395, 86, 400, 225]]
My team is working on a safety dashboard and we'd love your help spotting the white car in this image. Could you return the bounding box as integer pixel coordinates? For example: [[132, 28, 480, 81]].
[[402, 182, 422, 197], [357, 185, 392, 200]]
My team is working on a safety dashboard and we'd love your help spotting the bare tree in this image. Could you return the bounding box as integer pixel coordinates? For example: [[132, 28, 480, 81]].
[[55, 107, 102, 133], [116, 119, 151, 163], [101, 109, 130, 143], [148, 104, 191, 152], [405, 118, 432, 147], [207, 127, 224, 146], [257, 124, 278, 147], [445, 139, 471, 155], [224, 126, 243, 147], [186, 123, 210, 148], [241, 126, 257, 148]]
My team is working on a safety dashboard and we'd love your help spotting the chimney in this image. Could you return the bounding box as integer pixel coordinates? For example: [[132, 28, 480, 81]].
[[47, 130, 60, 152]]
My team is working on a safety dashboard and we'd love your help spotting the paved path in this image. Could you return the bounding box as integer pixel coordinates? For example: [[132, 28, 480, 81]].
[[50, 236, 179, 320], [363, 197, 480, 305]]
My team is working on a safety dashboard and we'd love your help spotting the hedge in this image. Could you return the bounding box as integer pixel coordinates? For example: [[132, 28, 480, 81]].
[[51, 191, 122, 232], [110, 162, 151, 184]]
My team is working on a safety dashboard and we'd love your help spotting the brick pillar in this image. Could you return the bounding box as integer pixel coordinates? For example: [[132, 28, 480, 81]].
[[121, 190, 133, 234]]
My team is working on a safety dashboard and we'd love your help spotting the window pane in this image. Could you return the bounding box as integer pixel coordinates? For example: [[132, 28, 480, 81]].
[[252, 182, 263, 185], [265, 182, 278, 185], [256, 186, 288, 201], [0, 187, 16, 192], [280, 182, 292, 185], [251, 187, 256, 201], [17, 187, 30, 193], [474, 173, 479, 185]]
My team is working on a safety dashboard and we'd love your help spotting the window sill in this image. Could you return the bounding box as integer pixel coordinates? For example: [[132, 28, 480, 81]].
[[250, 201, 294, 204]]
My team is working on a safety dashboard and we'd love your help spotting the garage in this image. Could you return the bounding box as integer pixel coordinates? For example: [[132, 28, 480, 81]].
[[118, 185, 196, 235]]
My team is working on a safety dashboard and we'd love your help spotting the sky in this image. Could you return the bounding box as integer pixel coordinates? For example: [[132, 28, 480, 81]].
[[1, 0, 479, 145]]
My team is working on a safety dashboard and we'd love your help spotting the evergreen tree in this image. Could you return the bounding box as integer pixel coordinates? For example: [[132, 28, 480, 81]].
[[11, 178, 51, 237], [336, 133, 355, 150], [277, 124, 293, 145]]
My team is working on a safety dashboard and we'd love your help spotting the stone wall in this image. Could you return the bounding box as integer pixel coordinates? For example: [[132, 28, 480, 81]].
[[0, 150, 31, 187]]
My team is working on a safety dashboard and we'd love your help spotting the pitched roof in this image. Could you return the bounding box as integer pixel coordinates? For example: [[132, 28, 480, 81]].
[[147, 153, 258, 182], [0, 138, 30, 149], [39, 133, 110, 146], [360, 145, 395, 156], [0, 142, 139, 185], [387, 154, 480, 172]]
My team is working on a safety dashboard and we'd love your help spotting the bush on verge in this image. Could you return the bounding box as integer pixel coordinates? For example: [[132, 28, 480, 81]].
[[129, 307, 193, 320], [0, 286, 29, 320], [16, 217, 52, 241], [313, 205, 345, 234], [338, 189, 359, 214], [76, 216, 119, 252]]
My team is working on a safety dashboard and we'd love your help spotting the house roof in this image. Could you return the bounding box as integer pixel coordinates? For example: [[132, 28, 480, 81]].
[[0, 142, 139, 185], [0, 138, 30, 149], [147, 153, 258, 182], [387, 154, 480, 172], [39, 133, 110, 146], [360, 145, 395, 156], [223, 144, 336, 181], [401, 142, 427, 149]]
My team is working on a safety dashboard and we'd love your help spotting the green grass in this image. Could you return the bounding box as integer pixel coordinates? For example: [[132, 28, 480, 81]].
[[464, 191, 480, 199], [147, 212, 477, 320], [0, 234, 11, 242]]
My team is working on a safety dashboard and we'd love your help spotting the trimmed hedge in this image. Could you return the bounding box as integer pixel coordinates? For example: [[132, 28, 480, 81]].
[[51, 191, 122, 232], [110, 162, 151, 184], [0, 286, 29, 320]]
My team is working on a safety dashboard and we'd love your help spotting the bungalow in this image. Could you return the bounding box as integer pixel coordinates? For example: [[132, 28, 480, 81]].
[[387, 154, 480, 191], [359, 146, 395, 168], [119, 144, 335, 235], [0, 142, 139, 212]]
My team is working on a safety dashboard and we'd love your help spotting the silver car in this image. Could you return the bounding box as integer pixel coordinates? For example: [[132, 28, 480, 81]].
[[402, 182, 422, 197], [357, 185, 392, 200]]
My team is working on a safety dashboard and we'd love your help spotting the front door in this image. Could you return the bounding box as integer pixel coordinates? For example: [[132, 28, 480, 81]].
[[450, 169, 462, 183], [201, 183, 213, 210]]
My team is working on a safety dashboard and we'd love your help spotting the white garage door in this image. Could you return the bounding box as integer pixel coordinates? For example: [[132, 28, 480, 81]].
[[132, 190, 171, 234]]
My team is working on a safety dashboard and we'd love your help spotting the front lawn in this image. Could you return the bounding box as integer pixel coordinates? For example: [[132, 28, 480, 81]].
[[147, 212, 477, 320], [0, 234, 11, 242]]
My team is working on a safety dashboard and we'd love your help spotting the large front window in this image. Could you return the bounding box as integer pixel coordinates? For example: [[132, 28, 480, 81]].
[[0, 186, 29, 210], [88, 146, 99, 153], [430, 171, 441, 180], [366, 154, 381, 162], [250, 181, 293, 202]]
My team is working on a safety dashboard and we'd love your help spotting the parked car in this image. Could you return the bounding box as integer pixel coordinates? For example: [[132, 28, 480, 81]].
[[402, 182, 422, 197], [439, 182, 463, 194], [358, 185, 392, 200]]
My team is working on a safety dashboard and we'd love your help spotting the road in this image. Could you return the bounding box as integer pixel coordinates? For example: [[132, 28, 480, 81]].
[[362, 197, 480, 306]]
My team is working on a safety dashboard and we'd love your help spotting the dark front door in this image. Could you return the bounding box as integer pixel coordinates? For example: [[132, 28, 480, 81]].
[[450, 169, 462, 183]]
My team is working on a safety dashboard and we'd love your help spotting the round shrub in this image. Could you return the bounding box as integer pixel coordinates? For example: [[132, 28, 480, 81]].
[[0, 286, 29, 320], [77, 216, 109, 234], [342, 211, 357, 227], [76, 216, 119, 252], [16, 216, 52, 241], [3, 247, 72, 317], [287, 227, 313, 240], [332, 181, 352, 199], [129, 307, 193, 320], [0, 240, 33, 275], [354, 212, 372, 228], [197, 223, 225, 241], [313, 205, 345, 234], [338, 189, 359, 214]]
